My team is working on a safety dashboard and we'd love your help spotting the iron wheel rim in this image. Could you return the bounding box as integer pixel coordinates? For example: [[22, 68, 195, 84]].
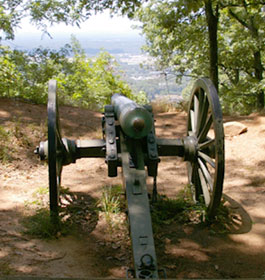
[[48, 79, 63, 218], [186, 78, 225, 217]]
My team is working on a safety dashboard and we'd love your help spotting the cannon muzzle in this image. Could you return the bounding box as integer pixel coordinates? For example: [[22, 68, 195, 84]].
[[111, 94, 152, 139]]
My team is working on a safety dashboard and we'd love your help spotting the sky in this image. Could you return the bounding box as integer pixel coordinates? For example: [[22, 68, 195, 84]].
[[1, 11, 144, 52], [15, 11, 141, 37]]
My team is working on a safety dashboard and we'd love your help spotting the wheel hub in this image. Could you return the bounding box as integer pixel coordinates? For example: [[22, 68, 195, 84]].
[[183, 136, 198, 162]]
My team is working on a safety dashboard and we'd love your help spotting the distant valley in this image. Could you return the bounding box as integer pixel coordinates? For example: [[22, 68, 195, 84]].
[[3, 33, 188, 101], [6, 32, 144, 54]]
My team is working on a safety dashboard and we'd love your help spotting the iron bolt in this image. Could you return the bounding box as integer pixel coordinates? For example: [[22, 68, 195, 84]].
[[150, 152, 156, 158], [140, 254, 153, 268], [134, 179, 140, 185], [107, 119, 114, 125], [148, 137, 155, 143], [109, 152, 115, 159], [34, 146, 39, 155]]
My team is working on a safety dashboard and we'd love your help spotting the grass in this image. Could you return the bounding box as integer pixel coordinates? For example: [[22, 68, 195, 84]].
[[22, 208, 70, 239], [24, 185, 49, 209], [207, 198, 232, 234], [96, 183, 231, 236], [151, 185, 231, 234], [21, 182, 231, 240], [22, 185, 101, 239], [0, 115, 47, 164], [98, 185, 123, 214], [151, 196, 189, 233], [151, 99, 188, 113], [97, 184, 126, 231], [22, 185, 73, 239], [151, 193, 197, 232], [0, 125, 12, 162], [0, 262, 14, 275], [10, 117, 31, 147]]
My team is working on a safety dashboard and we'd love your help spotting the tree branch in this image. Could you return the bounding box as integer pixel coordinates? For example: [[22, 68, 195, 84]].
[[228, 9, 249, 29]]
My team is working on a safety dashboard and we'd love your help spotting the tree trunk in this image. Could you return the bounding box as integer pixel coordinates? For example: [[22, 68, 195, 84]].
[[254, 50, 264, 109], [204, 0, 219, 93]]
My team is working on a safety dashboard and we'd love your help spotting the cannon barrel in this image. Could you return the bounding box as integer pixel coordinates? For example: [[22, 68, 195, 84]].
[[111, 94, 152, 139]]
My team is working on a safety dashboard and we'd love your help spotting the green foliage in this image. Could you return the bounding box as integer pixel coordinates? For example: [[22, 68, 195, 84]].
[[220, 76, 260, 115], [56, 37, 136, 109], [151, 186, 204, 231], [0, 0, 143, 40], [1, 0, 264, 114], [151, 196, 189, 227], [97, 184, 126, 231], [0, 262, 14, 275], [218, 2, 265, 112], [0, 46, 22, 98], [0, 45, 68, 103], [23, 185, 74, 239], [136, 0, 265, 114], [152, 188, 232, 235], [98, 185, 124, 215], [0, 2, 21, 40], [136, 0, 209, 82], [22, 208, 68, 239], [0, 37, 141, 109]]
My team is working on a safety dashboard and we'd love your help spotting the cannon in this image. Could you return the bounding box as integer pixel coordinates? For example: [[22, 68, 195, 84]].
[[35, 78, 224, 278]]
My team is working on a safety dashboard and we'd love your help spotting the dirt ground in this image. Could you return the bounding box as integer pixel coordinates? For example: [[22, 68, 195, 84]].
[[0, 97, 265, 278]]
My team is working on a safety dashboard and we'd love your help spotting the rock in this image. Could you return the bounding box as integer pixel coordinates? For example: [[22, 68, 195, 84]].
[[223, 121, 248, 137], [164, 238, 171, 244], [215, 264, 219, 270]]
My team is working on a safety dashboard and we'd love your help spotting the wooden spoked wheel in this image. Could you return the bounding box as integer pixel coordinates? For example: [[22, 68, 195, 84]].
[[186, 78, 224, 217], [48, 80, 64, 219]]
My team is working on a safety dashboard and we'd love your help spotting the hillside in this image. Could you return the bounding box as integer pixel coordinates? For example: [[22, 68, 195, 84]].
[[0, 97, 265, 278]]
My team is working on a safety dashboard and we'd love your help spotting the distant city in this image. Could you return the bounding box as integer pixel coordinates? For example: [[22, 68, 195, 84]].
[[5, 32, 144, 54], [3, 33, 188, 101]]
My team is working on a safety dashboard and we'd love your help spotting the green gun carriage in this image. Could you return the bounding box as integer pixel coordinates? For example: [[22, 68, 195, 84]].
[[35, 77, 224, 278]]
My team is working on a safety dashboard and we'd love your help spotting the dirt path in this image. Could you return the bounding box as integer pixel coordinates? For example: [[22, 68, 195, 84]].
[[0, 98, 265, 278]]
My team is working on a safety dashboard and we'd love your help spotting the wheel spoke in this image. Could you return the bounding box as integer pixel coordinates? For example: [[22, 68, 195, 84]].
[[187, 162, 203, 201], [57, 157, 63, 184], [198, 151, 215, 168], [187, 162, 193, 183], [196, 90, 205, 134], [194, 94, 199, 134], [198, 158, 213, 191], [198, 113, 212, 143], [190, 109, 195, 133], [198, 138, 214, 149], [198, 168, 211, 206], [198, 95, 209, 135]]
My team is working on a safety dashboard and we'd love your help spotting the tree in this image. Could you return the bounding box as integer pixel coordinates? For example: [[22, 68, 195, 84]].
[[136, 0, 264, 112], [204, 0, 219, 91], [0, 0, 145, 40], [221, 0, 264, 109], [136, 0, 220, 88], [55, 36, 136, 109], [0, 44, 71, 102], [0, 1, 21, 40], [0, 46, 22, 96], [0, 1, 148, 107], [0, 36, 146, 108]]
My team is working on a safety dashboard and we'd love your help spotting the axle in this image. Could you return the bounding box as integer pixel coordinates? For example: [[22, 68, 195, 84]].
[[35, 136, 201, 170]]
